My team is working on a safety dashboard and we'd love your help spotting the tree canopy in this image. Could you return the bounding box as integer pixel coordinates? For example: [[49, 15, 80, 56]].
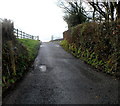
[[58, 1, 88, 28], [58, 0, 120, 28]]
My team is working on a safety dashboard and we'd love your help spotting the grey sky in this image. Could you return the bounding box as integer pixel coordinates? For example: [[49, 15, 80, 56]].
[[0, 0, 68, 41]]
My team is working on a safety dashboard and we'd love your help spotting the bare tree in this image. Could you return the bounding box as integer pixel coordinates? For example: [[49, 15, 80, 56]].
[[87, 0, 120, 22], [58, 0, 120, 23], [57, 0, 89, 28]]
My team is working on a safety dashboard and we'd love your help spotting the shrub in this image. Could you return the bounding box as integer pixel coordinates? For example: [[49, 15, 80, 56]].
[[2, 19, 40, 93], [62, 20, 120, 77]]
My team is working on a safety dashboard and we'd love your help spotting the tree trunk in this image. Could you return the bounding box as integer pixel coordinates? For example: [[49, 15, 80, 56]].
[[117, 1, 120, 19], [93, 8, 95, 22], [110, 2, 114, 21]]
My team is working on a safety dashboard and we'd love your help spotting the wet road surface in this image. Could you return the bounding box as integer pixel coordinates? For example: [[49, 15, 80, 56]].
[[3, 42, 119, 104]]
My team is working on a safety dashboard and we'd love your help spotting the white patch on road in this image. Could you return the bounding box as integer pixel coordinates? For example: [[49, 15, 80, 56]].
[[55, 45, 60, 47], [39, 65, 46, 72], [40, 45, 45, 47]]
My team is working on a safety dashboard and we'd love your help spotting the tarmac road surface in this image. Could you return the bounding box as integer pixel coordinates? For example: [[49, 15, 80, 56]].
[[3, 42, 119, 104]]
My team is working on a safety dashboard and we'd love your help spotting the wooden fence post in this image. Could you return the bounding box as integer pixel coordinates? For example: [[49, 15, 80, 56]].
[[21, 31, 22, 39], [32, 36, 34, 39], [27, 34, 29, 39], [13, 28, 39, 40], [23, 32, 25, 39], [25, 33, 27, 39], [30, 35, 31, 39], [16, 29, 18, 38], [28, 34, 29, 39], [37, 36, 39, 40]]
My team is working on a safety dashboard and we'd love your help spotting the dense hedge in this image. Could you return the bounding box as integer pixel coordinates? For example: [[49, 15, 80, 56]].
[[2, 20, 40, 93], [61, 20, 120, 77]]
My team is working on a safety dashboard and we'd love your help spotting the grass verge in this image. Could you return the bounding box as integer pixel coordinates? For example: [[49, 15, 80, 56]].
[[2, 39, 40, 96], [17, 39, 40, 61]]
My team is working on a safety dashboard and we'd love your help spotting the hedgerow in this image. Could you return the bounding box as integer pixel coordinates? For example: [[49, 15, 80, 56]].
[[61, 20, 120, 77]]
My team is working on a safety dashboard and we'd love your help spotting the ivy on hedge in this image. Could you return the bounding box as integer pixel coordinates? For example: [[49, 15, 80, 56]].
[[61, 20, 120, 77]]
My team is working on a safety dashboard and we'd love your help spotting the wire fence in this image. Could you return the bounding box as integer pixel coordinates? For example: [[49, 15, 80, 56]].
[[14, 28, 39, 40]]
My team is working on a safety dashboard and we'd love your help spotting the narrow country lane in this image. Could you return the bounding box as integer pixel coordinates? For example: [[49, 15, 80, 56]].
[[3, 42, 119, 104]]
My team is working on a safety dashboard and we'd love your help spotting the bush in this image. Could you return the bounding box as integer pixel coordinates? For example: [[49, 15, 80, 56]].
[[2, 19, 41, 93], [62, 20, 120, 77]]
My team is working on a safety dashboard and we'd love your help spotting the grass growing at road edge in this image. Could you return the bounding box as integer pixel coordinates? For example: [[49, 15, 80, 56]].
[[3, 39, 40, 95], [17, 39, 41, 61]]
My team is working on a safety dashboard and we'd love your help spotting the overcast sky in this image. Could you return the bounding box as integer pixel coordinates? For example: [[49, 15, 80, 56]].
[[0, 0, 68, 41]]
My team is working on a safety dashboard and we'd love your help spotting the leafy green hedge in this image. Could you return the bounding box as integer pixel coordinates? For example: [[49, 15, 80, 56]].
[[61, 20, 120, 77], [2, 39, 40, 92]]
